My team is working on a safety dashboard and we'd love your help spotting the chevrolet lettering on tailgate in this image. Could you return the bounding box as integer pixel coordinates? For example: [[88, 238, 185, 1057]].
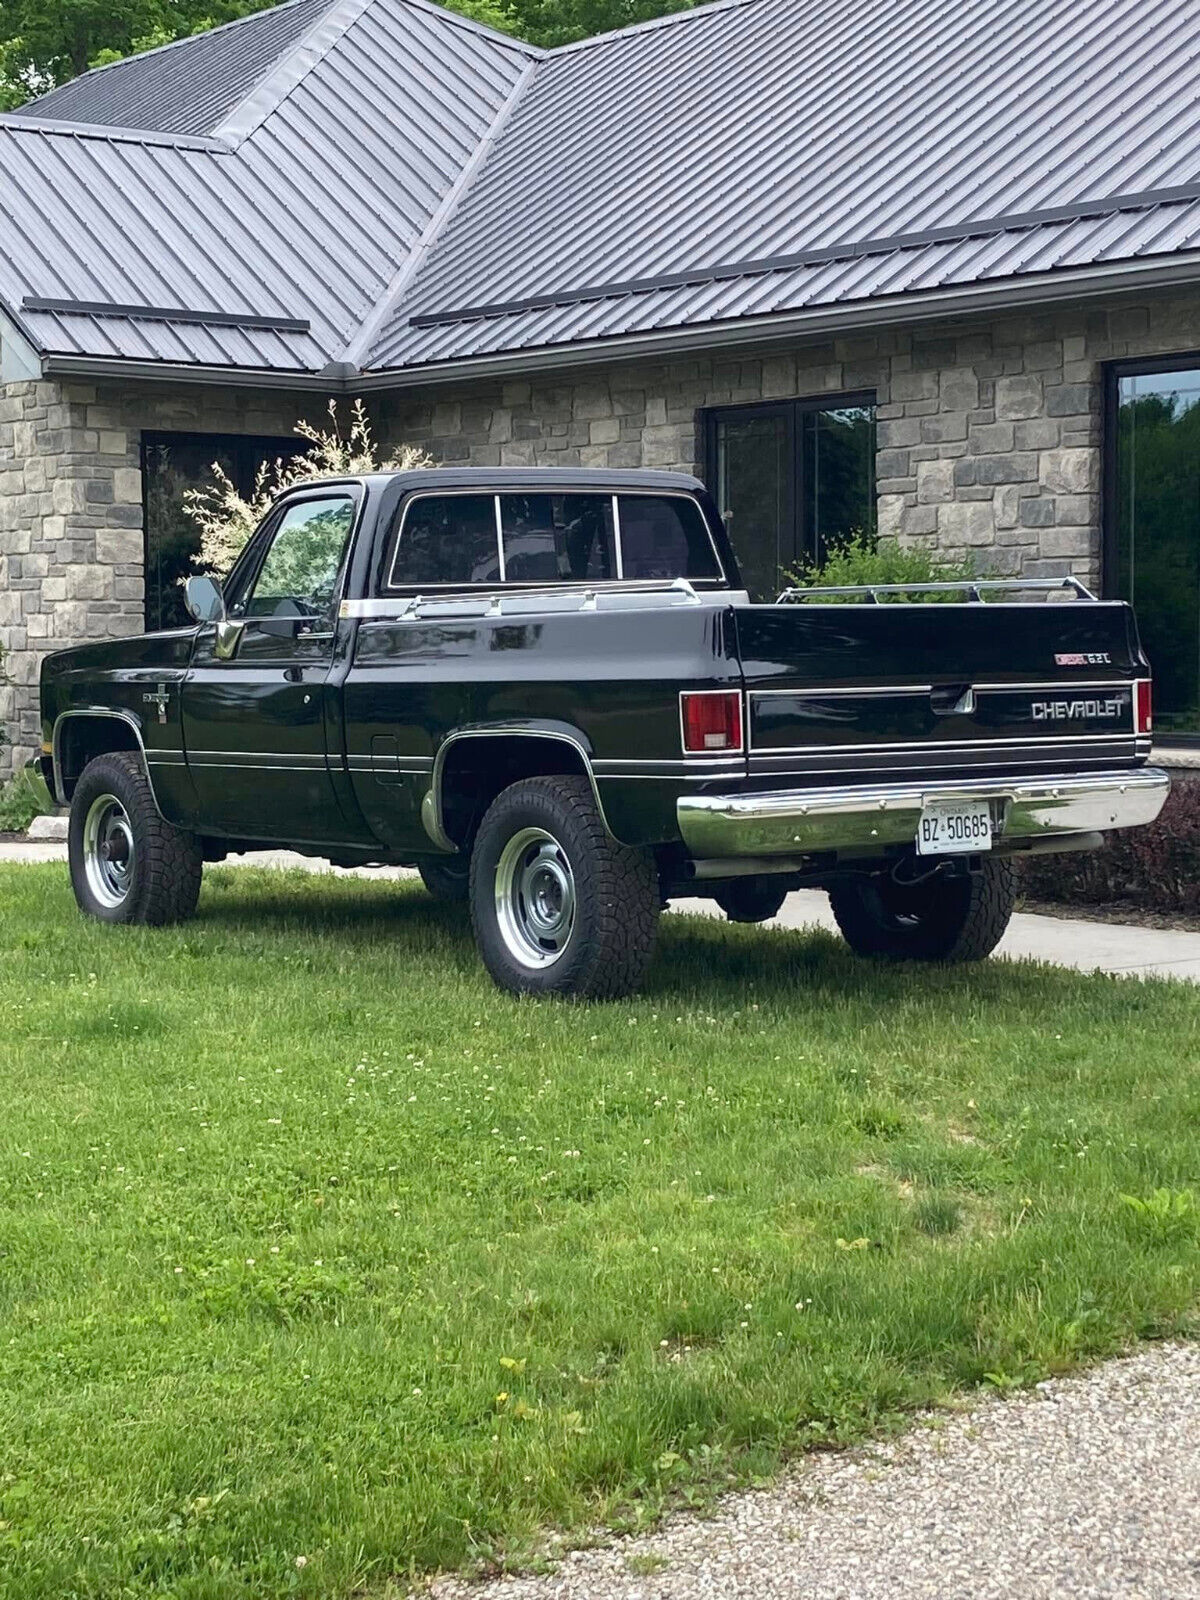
[[39, 468, 1169, 999], [1032, 697, 1125, 721]]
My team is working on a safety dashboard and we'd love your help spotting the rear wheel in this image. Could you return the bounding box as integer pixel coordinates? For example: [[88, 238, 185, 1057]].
[[470, 775, 660, 998], [69, 752, 203, 925], [418, 855, 470, 903], [829, 859, 1016, 962], [713, 876, 789, 924]]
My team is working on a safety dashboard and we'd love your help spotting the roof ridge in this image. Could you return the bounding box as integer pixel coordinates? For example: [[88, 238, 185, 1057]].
[[400, 0, 544, 57], [545, 0, 767, 59], [340, 50, 542, 368], [215, 0, 540, 147]]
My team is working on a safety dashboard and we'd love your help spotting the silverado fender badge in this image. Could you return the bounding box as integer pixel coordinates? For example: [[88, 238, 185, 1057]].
[[1055, 652, 1112, 666]]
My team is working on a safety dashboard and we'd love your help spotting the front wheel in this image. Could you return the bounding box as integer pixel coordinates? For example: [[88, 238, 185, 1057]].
[[69, 752, 203, 925], [829, 859, 1016, 962], [469, 776, 660, 998]]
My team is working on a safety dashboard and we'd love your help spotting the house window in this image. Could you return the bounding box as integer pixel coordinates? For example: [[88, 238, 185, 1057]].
[[703, 394, 876, 599], [1107, 360, 1200, 737], [141, 431, 306, 631]]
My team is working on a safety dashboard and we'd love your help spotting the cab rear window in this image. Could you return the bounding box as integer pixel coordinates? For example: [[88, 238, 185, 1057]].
[[387, 491, 722, 589]]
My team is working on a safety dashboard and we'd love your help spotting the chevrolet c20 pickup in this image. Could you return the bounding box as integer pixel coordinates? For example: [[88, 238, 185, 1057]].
[[39, 467, 1168, 998]]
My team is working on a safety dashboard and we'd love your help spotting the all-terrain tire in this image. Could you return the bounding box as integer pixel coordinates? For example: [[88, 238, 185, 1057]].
[[829, 858, 1016, 962], [713, 876, 789, 924], [470, 775, 660, 999], [69, 751, 203, 926], [417, 854, 471, 903]]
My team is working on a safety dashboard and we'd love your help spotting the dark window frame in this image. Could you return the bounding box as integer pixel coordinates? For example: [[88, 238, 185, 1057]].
[[381, 488, 728, 593], [701, 391, 877, 590], [1101, 351, 1200, 745], [140, 428, 306, 631], [227, 485, 362, 634]]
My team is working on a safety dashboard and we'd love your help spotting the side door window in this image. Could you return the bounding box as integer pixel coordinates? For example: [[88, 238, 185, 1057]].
[[232, 495, 357, 634]]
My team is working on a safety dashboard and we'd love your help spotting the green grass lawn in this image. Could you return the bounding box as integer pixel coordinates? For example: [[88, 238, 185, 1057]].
[[1, 862, 1198, 1599]]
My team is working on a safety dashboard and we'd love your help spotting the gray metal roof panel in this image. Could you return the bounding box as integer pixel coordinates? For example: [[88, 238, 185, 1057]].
[[6, 0, 1200, 380], [12, 0, 336, 136], [0, 0, 531, 370], [365, 199, 1200, 370], [391, 0, 1200, 327]]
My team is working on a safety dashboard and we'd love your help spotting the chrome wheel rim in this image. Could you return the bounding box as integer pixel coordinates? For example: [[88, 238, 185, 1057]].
[[82, 792, 136, 909], [494, 826, 576, 969]]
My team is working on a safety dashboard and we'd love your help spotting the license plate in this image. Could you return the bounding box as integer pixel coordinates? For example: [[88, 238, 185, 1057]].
[[916, 800, 992, 855]]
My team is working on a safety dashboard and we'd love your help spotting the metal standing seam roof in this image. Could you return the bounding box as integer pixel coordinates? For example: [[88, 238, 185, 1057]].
[[7, 0, 337, 136], [366, 0, 1200, 369], [0, 0, 536, 371], [3, 0, 1200, 382]]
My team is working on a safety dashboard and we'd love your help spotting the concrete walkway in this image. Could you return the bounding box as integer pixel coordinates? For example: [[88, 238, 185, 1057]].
[[676, 888, 1200, 983], [5, 839, 1200, 983]]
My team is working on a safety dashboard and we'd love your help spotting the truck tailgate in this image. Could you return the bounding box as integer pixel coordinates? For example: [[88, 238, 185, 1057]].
[[733, 600, 1150, 781]]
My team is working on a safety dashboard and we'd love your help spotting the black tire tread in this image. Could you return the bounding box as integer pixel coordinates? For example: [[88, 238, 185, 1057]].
[[470, 775, 659, 999], [829, 858, 1016, 963], [69, 752, 203, 926], [417, 855, 471, 903]]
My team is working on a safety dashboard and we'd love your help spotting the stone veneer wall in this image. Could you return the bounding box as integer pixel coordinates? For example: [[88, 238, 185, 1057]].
[[0, 379, 329, 776], [4, 287, 1200, 777], [381, 287, 1200, 596]]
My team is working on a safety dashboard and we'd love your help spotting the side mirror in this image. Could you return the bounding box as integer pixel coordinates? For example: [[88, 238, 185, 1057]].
[[184, 574, 226, 624]]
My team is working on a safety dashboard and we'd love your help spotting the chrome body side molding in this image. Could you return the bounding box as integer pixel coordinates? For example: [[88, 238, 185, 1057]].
[[676, 767, 1170, 860]]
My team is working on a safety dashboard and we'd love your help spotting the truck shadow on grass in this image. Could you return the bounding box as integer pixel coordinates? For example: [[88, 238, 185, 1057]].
[[195, 869, 1166, 1019]]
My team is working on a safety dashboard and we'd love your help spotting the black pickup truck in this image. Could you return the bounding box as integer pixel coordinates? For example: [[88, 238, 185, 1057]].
[[39, 467, 1167, 997]]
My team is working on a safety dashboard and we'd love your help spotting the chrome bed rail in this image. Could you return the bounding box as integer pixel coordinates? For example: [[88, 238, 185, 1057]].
[[776, 577, 1097, 604], [341, 578, 745, 622]]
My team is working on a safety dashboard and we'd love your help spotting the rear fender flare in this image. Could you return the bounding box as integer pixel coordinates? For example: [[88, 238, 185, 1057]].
[[422, 724, 611, 852]]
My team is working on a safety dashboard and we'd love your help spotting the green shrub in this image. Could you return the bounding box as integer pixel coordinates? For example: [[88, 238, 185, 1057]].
[[1018, 771, 1200, 916], [0, 769, 49, 832], [787, 531, 981, 600]]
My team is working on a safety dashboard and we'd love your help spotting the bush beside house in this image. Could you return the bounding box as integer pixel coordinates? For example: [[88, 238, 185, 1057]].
[[1019, 773, 1200, 918]]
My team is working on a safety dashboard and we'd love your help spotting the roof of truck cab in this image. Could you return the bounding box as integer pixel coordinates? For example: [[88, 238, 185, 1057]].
[[362, 467, 708, 491], [5, 0, 1200, 382]]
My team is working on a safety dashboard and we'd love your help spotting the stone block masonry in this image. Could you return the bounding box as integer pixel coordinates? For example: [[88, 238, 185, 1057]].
[[0, 378, 332, 776], [381, 286, 1200, 597]]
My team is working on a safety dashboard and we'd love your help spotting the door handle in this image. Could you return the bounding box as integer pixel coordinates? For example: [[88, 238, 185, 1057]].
[[931, 684, 976, 716], [283, 665, 304, 683]]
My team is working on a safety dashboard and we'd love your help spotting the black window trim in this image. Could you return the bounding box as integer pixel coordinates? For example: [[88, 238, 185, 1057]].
[[381, 487, 727, 594], [140, 427, 308, 633], [1101, 349, 1200, 747], [701, 390, 877, 587], [225, 483, 364, 639]]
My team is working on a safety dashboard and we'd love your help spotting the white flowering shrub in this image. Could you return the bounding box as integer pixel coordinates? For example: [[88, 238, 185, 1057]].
[[185, 398, 433, 574]]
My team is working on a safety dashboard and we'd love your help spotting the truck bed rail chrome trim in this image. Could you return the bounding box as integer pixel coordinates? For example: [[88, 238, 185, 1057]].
[[342, 578, 743, 622], [676, 768, 1169, 859], [777, 577, 1097, 604]]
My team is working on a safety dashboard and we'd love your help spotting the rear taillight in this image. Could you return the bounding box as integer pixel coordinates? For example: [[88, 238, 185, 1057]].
[[680, 689, 743, 753], [1135, 678, 1153, 736]]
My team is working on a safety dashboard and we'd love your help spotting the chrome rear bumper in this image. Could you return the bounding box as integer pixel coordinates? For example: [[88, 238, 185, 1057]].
[[676, 767, 1169, 860]]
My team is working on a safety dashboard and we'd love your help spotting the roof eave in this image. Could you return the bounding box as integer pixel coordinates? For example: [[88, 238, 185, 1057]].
[[35, 252, 1200, 393], [356, 253, 1200, 389], [39, 354, 340, 390]]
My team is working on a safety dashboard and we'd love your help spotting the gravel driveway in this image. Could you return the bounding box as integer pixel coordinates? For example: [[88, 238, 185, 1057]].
[[431, 1343, 1200, 1600]]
